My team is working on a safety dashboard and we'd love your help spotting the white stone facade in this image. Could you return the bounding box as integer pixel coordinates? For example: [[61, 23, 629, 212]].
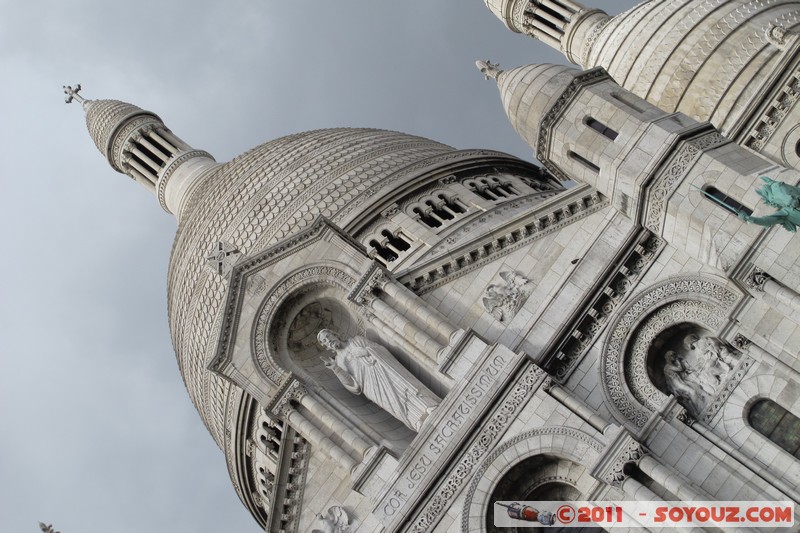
[[70, 1, 800, 531]]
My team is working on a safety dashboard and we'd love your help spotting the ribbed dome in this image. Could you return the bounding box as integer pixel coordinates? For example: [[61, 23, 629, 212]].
[[165, 128, 454, 447], [587, 0, 800, 131], [497, 63, 580, 154], [83, 99, 160, 158]]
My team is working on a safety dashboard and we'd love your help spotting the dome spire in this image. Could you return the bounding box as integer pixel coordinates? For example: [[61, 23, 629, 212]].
[[484, 0, 610, 66], [63, 84, 218, 217], [475, 60, 504, 81]]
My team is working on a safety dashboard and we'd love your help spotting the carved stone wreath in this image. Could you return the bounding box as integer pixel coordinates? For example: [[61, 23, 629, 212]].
[[600, 276, 739, 429]]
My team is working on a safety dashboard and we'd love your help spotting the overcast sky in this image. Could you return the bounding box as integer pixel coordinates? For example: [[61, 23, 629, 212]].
[[0, 1, 634, 532]]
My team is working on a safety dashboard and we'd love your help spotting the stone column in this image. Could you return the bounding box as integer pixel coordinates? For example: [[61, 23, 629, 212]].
[[638, 456, 709, 502], [621, 476, 665, 503], [285, 407, 356, 472], [733, 334, 799, 378], [748, 268, 800, 324], [549, 384, 610, 433], [363, 309, 434, 368], [368, 296, 442, 361], [380, 280, 459, 344], [299, 394, 372, 459]]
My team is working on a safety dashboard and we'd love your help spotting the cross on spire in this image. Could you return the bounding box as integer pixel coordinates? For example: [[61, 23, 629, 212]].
[[63, 84, 86, 105]]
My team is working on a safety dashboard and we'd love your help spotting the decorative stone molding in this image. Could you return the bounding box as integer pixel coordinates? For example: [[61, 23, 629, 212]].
[[460, 425, 604, 533], [581, 17, 609, 67], [600, 275, 740, 430], [745, 266, 770, 292], [732, 334, 752, 350], [546, 231, 662, 380], [205, 240, 241, 277], [406, 365, 546, 532], [643, 130, 727, 233], [267, 379, 307, 418], [591, 434, 648, 488], [536, 67, 612, 181], [156, 149, 216, 213], [347, 263, 388, 305], [401, 189, 606, 294], [745, 68, 800, 152], [481, 271, 532, 322], [698, 354, 755, 425]]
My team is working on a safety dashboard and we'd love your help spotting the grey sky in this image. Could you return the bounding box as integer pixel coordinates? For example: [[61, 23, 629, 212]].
[[0, 1, 634, 531]]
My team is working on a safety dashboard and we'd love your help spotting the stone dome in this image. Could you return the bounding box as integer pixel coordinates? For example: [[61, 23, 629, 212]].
[[83, 99, 160, 163], [587, 0, 800, 131], [165, 128, 455, 447], [497, 63, 580, 154]]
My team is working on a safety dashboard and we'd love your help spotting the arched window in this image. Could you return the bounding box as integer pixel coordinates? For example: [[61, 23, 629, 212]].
[[749, 399, 800, 458], [703, 186, 752, 216], [585, 117, 618, 141]]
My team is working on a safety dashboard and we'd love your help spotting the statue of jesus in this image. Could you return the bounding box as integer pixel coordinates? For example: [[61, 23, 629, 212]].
[[317, 329, 440, 431]]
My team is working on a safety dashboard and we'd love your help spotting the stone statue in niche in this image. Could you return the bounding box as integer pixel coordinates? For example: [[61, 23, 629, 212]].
[[482, 271, 532, 322], [664, 350, 707, 416], [663, 334, 735, 416], [317, 330, 440, 431], [312, 505, 351, 533]]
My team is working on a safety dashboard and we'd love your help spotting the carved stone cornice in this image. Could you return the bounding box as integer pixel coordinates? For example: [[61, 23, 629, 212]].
[[400, 187, 607, 294], [266, 378, 307, 419], [347, 262, 388, 305], [732, 334, 752, 350], [544, 230, 662, 380]]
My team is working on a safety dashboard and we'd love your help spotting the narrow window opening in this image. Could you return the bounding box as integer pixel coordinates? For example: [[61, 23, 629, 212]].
[[369, 239, 398, 262], [611, 92, 647, 114], [134, 141, 166, 166], [749, 399, 800, 458], [568, 150, 600, 173], [703, 186, 752, 216], [585, 117, 618, 140], [426, 199, 453, 220], [413, 207, 441, 228], [381, 229, 411, 251]]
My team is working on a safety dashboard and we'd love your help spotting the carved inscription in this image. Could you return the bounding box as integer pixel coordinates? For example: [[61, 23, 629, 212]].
[[378, 351, 510, 519]]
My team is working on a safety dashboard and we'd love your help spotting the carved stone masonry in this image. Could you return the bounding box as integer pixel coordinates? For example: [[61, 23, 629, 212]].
[[592, 434, 648, 488], [732, 334, 752, 350], [481, 271, 532, 322], [347, 262, 388, 305], [268, 379, 308, 419], [745, 266, 770, 292], [205, 240, 241, 276]]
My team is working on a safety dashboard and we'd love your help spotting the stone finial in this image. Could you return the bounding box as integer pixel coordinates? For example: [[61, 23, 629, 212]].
[[63, 84, 87, 105], [475, 60, 503, 81], [39, 523, 60, 533]]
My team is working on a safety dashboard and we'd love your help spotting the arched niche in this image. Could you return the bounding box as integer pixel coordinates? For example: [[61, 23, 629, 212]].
[[487, 454, 593, 533], [255, 265, 416, 452], [461, 427, 605, 533], [600, 275, 740, 430]]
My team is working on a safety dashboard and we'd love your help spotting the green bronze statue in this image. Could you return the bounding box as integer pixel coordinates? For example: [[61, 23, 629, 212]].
[[736, 177, 800, 232]]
